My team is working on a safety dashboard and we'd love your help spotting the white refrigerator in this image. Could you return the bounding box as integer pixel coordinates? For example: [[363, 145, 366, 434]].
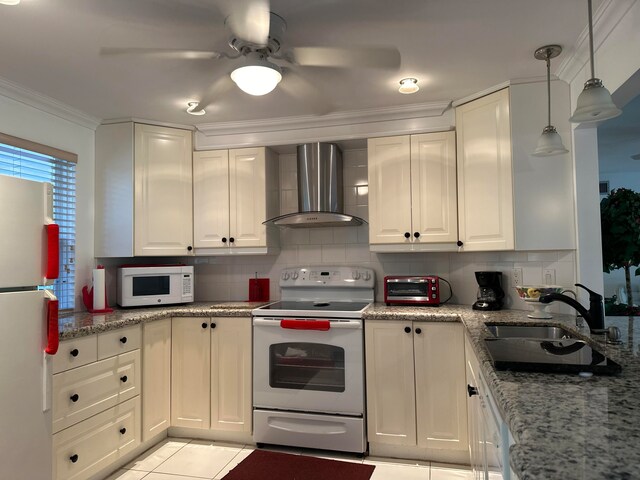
[[0, 175, 60, 480]]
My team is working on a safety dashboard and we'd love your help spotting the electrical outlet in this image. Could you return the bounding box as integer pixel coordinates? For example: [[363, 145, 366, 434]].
[[512, 267, 523, 287], [543, 268, 556, 285]]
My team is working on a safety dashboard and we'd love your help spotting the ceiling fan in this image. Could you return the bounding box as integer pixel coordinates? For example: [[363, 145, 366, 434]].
[[101, 0, 401, 115]]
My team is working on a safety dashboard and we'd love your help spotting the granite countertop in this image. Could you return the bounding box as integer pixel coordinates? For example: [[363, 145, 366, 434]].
[[58, 302, 268, 340], [363, 304, 640, 480]]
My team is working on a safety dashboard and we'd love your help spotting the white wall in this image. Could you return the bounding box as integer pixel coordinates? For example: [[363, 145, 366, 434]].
[[0, 93, 95, 310], [193, 149, 577, 314]]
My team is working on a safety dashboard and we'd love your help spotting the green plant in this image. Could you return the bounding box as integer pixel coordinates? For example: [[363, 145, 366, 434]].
[[600, 187, 640, 313]]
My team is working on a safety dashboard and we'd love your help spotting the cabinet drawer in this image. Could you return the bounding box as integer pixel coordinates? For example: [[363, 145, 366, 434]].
[[53, 350, 140, 433], [53, 396, 141, 480], [53, 335, 98, 374], [98, 325, 141, 359]]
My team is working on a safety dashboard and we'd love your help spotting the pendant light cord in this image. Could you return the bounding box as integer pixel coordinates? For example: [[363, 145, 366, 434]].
[[546, 52, 551, 126], [588, 0, 595, 79]]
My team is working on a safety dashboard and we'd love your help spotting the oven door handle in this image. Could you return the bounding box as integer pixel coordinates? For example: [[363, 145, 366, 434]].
[[253, 318, 362, 329], [281, 319, 330, 331]]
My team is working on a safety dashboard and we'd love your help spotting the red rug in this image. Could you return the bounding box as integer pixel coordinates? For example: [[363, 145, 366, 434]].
[[222, 449, 376, 480]]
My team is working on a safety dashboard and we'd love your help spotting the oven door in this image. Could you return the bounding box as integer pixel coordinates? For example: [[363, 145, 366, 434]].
[[253, 317, 364, 416]]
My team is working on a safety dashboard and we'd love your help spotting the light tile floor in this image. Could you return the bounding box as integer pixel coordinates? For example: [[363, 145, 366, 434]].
[[105, 438, 474, 480]]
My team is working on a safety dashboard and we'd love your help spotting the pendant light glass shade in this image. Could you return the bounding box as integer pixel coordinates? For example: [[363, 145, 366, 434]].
[[230, 55, 282, 96], [533, 126, 569, 156], [569, 0, 621, 123], [532, 45, 568, 157]]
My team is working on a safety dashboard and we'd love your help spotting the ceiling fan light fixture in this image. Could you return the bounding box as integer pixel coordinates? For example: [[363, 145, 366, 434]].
[[186, 102, 205, 115], [230, 57, 282, 96], [398, 78, 419, 94], [570, 0, 621, 123]]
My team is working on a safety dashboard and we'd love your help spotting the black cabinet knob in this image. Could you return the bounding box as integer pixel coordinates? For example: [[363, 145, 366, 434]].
[[187, 245, 193, 251], [202, 322, 208, 329], [69, 454, 79, 463], [222, 237, 227, 243], [70, 393, 79, 403], [456, 240, 464, 247], [415, 327, 422, 334], [467, 384, 478, 397], [120, 375, 128, 383], [70, 349, 79, 357], [404, 232, 410, 239], [120, 337, 127, 344], [210, 322, 216, 329], [404, 326, 411, 333], [414, 232, 420, 238], [119, 427, 126, 435], [229, 237, 235, 243]]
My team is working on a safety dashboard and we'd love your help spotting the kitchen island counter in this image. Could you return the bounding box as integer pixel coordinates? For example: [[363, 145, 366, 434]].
[[363, 304, 640, 480], [58, 302, 268, 340]]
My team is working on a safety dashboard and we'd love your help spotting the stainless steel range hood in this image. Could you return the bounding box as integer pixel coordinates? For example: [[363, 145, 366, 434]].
[[264, 143, 366, 228]]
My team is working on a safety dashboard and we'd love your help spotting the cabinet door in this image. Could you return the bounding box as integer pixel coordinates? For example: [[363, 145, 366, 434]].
[[229, 147, 266, 248], [456, 89, 514, 251], [134, 124, 193, 256], [171, 317, 211, 429], [411, 132, 458, 243], [367, 136, 413, 244], [193, 150, 230, 249], [210, 317, 252, 432], [414, 323, 468, 455], [465, 335, 486, 480], [364, 320, 416, 446], [142, 318, 171, 441]]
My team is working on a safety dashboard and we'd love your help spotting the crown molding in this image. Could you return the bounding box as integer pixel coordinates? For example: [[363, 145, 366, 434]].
[[0, 76, 100, 130], [555, 0, 637, 85], [451, 81, 510, 107], [195, 101, 451, 138], [101, 117, 195, 131]]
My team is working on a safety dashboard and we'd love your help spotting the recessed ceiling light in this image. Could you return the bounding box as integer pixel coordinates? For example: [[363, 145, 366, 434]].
[[186, 102, 205, 116], [0, 0, 20, 5], [398, 78, 419, 94]]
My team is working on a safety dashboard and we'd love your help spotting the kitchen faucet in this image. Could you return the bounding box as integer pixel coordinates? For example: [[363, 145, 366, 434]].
[[539, 283, 605, 331]]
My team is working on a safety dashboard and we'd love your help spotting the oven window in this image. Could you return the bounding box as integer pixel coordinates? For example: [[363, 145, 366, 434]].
[[269, 342, 345, 392], [388, 282, 429, 297], [132, 275, 170, 296]]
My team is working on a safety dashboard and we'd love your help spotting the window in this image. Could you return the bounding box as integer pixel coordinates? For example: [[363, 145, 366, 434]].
[[0, 133, 77, 310]]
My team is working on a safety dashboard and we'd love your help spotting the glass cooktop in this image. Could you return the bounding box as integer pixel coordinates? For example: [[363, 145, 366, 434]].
[[484, 338, 622, 375], [258, 301, 371, 312]]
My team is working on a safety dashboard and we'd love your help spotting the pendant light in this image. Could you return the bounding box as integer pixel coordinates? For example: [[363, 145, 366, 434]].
[[532, 45, 569, 157], [569, 0, 621, 123]]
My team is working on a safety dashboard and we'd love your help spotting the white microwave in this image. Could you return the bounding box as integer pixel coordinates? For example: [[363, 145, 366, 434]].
[[117, 265, 194, 307]]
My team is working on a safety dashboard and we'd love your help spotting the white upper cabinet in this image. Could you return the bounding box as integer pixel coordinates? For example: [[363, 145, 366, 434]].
[[368, 132, 457, 251], [456, 84, 575, 251], [193, 147, 279, 254], [95, 122, 194, 257]]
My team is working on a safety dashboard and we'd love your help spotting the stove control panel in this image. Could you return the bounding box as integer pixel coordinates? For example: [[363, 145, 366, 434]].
[[280, 266, 375, 288]]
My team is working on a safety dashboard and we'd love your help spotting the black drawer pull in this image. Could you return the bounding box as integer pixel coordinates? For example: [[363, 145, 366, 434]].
[[222, 237, 227, 243], [404, 326, 411, 333], [120, 337, 127, 344], [467, 384, 478, 397], [120, 427, 127, 435], [202, 322, 208, 329], [120, 375, 128, 383], [210, 322, 216, 329], [415, 327, 422, 334], [70, 349, 79, 357], [404, 232, 410, 239], [70, 393, 79, 403], [69, 454, 79, 463], [229, 237, 235, 243]]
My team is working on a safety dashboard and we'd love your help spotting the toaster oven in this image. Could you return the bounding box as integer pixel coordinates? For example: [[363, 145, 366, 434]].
[[384, 276, 443, 306]]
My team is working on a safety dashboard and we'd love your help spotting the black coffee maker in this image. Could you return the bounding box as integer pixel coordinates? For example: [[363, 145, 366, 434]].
[[472, 271, 505, 310]]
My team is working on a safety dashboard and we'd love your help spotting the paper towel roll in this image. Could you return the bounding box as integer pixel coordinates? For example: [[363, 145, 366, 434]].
[[92, 268, 106, 311]]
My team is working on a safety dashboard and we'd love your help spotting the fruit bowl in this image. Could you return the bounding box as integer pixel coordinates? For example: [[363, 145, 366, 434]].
[[515, 285, 564, 318]]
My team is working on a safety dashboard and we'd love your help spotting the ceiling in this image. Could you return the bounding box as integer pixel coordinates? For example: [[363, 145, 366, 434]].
[[0, 0, 601, 126]]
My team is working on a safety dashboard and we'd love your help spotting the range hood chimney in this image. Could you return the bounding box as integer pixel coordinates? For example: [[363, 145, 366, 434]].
[[264, 142, 365, 228]]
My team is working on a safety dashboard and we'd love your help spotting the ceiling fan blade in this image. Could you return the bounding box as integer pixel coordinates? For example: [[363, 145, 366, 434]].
[[191, 76, 235, 113], [221, 0, 271, 46], [279, 70, 333, 116], [288, 46, 401, 69], [100, 48, 229, 60]]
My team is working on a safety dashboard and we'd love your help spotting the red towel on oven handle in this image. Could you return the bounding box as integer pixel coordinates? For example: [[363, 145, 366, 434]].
[[280, 319, 330, 331]]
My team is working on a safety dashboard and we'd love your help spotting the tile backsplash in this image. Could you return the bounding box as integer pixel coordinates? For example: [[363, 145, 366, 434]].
[[192, 149, 577, 314]]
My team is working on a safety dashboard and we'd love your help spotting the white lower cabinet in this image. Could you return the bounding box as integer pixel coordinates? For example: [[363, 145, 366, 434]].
[[142, 318, 172, 441], [171, 316, 252, 433], [365, 320, 468, 462], [53, 397, 140, 480]]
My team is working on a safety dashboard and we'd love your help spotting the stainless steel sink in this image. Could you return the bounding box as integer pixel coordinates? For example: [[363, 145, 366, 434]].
[[485, 324, 576, 340]]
